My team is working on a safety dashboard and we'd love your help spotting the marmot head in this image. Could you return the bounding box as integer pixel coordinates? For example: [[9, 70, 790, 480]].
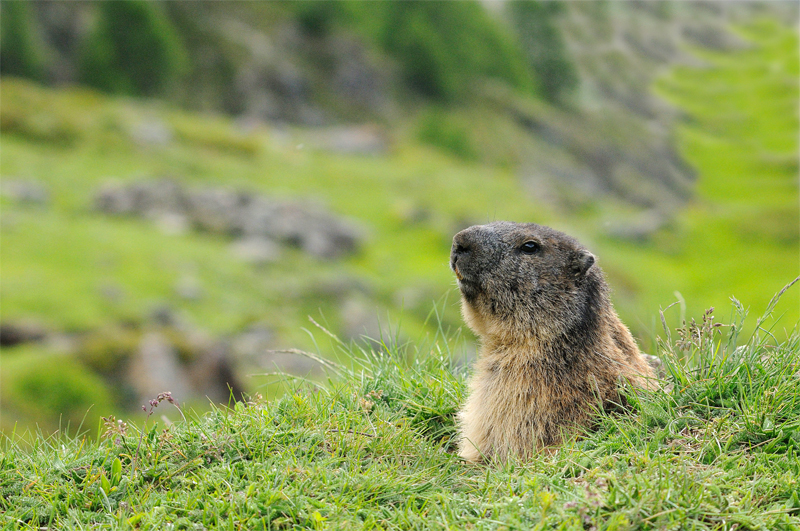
[[450, 222, 604, 341]]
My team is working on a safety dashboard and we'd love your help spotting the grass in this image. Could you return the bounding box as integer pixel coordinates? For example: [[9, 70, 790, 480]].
[[0, 77, 544, 344], [610, 18, 799, 338], [1, 18, 797, 433], [2, 285, 799, 530]]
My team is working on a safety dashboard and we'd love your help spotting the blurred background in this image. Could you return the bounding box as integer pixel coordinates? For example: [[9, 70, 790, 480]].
[[1, 0, 798, 435]]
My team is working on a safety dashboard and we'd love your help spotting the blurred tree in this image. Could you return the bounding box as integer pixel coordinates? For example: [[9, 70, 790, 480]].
[[0, 1, 46, 81], [163, 2, 241, 114], [289, 0, 346, 38], [283, 1, 536, 103], [381, 2, 535, 102], [507, 1, 579, 106], [78, 0, 187, 97]]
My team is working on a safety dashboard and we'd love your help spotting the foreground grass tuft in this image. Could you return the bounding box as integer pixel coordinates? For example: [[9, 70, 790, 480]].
[[2, 283, 799, 530]]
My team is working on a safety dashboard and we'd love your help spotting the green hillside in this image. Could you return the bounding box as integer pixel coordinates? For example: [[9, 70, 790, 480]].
[[1, 15, 798, 433]]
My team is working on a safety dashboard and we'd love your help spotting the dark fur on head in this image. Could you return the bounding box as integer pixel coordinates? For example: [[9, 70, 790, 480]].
[[451, 221, 600, 346]]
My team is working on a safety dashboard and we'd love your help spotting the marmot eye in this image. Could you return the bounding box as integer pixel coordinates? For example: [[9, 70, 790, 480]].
[[520, 241, 540, 254]]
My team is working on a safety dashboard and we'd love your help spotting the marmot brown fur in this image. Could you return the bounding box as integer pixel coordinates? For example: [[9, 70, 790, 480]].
[[451, 221, 656, 462]]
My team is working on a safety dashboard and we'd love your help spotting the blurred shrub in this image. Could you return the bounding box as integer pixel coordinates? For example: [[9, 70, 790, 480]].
[[0, 1, 46, 81], [417, 109, 478, 161], [0, 78, 93, 146], [170, 113, 262, 157], [380, 2, 534, 102], [282, 1, 535, 103], [78, 0, 188, 97], [162, 3, 242, 114], [507, 1, 579, 105], [78, 325, 141, 376], [288, 0, 346, 38], [3, 350, 112, 431]]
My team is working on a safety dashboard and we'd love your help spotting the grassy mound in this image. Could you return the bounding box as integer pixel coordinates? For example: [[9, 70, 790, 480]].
[[3, 284, 798, 530]]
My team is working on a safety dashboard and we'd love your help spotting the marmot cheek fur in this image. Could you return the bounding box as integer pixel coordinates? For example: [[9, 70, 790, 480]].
[[451, 221, 656, 463]]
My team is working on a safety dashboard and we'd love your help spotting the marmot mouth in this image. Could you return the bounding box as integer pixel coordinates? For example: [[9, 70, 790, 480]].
[[455, 272, 480, 299], [454, 264, 464, 281]]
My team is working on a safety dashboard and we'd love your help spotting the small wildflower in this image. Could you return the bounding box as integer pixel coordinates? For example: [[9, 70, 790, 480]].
[[134, 390, 186, 472], [101, 416, 128, 445], [676, 307, 724, 352]]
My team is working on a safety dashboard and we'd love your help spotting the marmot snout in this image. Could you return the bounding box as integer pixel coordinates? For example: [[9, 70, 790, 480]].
[[451, 221, 656, 462]]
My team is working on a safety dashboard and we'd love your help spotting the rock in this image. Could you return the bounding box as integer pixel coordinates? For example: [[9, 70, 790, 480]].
[[188, 341, 246, 402], [129, 118, 173, 147], [127, 327, 245, 405], [230, 236, 282, 264], [94, 178, 186, 217], [681, 22, 748, 52], [148, 305, 180, 328], [234, 196, 282, 236], [270, 202, 363, 259], [236, 55, 323, 124], [185, 187, 246, 234], [340, 295, 398, 345], [643, 353, 666, 379], [232, 325, 275, 359], [230, 324, 321, 374], [139, 179, 187, 218], [154, 212, 190, 235], [98, 283, 126, 303], [330, 35, 392, 117], [393, 200, 431, 226], [312, 276, 372, 300], [1, 179, 49, 205], [606, 209, 668, 242], [0, 321, 47, 347], [94, 179, 364, 260], [94, 182, 136, 215], [129, 332, 191, 404], [304, 125, 389, 156], [393, 287, 429, 310], [254, 349, 325, 376], [174, 276, 204, 301]]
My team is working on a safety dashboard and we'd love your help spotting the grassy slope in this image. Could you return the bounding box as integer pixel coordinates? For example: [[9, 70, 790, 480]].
[[0, 81, 546, 431], [600, 19, 799, 339], [2, 300, 799, 530], [1, 19, 798, 433], [0, 80, 543, 339], [1, 21, 796, 342]]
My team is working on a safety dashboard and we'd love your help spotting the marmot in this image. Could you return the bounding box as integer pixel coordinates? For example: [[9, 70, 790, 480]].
[[451, 221, 656, 462]]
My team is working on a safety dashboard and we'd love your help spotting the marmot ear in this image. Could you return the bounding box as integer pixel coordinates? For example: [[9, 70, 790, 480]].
[[571, 250, 595, 276]]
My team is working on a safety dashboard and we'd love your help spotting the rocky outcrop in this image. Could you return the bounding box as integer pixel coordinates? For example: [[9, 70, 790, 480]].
[[1, 179, 49, 206], [94, 179, 364, 260], [0, 321, 48, 347]]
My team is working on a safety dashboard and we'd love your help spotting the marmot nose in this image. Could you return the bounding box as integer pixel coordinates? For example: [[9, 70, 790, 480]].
[[451, 232, 473, 256], [453, 242, 470, 256], [451, 230, 476, 271], [451, 242, 467, 270]]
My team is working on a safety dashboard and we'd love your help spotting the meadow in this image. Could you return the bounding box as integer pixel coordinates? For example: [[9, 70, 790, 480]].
[[2, 289, 799, 529], [2, 18, 799, 433], [0, 11, 798, 529], [2, 18, 796, 345]]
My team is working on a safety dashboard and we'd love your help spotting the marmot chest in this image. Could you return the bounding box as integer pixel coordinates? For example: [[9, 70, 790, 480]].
[[473, 350, 602, 421]]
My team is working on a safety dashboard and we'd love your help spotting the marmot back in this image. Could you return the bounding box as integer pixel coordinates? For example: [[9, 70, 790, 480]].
[[451, 221, 656, 462]]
